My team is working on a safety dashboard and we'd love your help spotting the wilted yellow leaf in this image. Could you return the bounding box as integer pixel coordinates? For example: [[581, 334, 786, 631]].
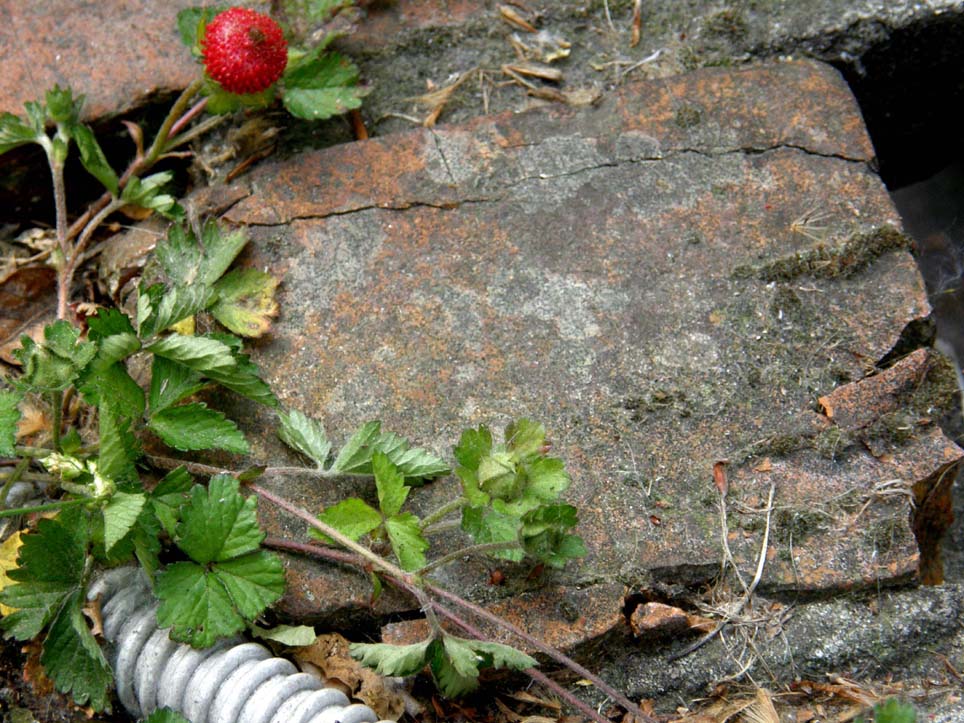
[[0, 531, 24, 615]]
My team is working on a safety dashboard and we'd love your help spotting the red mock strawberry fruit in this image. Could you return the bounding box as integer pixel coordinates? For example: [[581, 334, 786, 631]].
[[202, 8, 288, 95]]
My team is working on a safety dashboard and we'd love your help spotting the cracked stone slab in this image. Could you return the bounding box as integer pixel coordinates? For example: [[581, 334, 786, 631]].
[[220, 60, 963, 651], [0, 0, 198, 120]]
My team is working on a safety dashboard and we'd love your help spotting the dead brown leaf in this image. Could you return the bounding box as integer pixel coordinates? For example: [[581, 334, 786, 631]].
[[293, 633, 405, 721]]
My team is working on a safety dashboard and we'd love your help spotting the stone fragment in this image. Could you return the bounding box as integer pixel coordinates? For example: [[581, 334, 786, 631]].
[[219, 60, 963, 654]]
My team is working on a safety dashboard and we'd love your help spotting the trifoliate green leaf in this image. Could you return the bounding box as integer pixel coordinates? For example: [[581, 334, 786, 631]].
[[0, 111, 40, 155], [155, 561, 243, 648], [373, 452, 408, 517], [505, 418, 545, 460], [13, 321, 97, 393], [102, 492, 146, 553], [144, 707, 191, 723], [278, 409, 331, 468], [158, 479, 285, 649], [250, 623, 317, 647], [282, 53, 368, 121], [0, 509, 88, 640], [149, 403, 248, 455], [146, 335, 236, 373], [385, 513, 428, 572], [150, 466, 194, 537], [211, 551, 285, 619], [350, 639, 432, 677], [312, 498, 381, 544], [0, 389, 22, 456], [148, 356, 205, 413], [72, 123, 118, 196], [45, 85, 82, 126], [176, 476, 263, 563], [210, 268, 279, 338], [41, 589, 112, 711]]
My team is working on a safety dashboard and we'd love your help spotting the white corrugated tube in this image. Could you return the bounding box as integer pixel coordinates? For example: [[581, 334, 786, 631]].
[[89, 567, 395, 723]]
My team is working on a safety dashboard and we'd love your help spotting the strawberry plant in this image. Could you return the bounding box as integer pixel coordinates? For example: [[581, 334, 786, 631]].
[[0, 5, 654, 723]]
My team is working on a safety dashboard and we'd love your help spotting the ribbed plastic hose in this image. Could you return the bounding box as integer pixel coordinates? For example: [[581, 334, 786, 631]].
[[89, 567, 394, 723]]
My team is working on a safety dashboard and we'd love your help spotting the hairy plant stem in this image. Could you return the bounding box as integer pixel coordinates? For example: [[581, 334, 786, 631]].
[[146, 454, 374, 481], [56, 79, 204, 319], [0, 458, 31, 507], [417, 541, 522, 574], [0, 494, 103, 519], [418, 496, 467, 530], [50, 391, 63, 451]]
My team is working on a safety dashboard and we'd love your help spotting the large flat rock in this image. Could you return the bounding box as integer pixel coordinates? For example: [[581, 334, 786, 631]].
[[217, 60, 963, 650]]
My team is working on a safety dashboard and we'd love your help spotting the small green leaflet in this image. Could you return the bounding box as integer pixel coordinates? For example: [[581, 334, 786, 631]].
[[45, 85, 82, 125], [211, 268, 279, 338], [505, 418, 546, 460], [202, 339, 277, 408], [176, 475, 263, 562], [0, 389, 22, 456], [0, 111, 39, 155], [138, 283, 214, 336], [250, 623, 317, 647], [98, 401, 140, 482], [384, 513, 427, 572], [460, 506, 523, 562], [146, 335, 237, 374], [72, 123, 119, 196], [150, 466, 194, 538], [350, 639, 432, 677], [102, 491, 147, 553], [156, 476, 285, 647], [148, 402, 249, 455], [312, 498, 381, 544], [148, 356, 206, 413], [282, 52, 368, 121], [373, 451, 408, 517], [278, 408, 331, 468]]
